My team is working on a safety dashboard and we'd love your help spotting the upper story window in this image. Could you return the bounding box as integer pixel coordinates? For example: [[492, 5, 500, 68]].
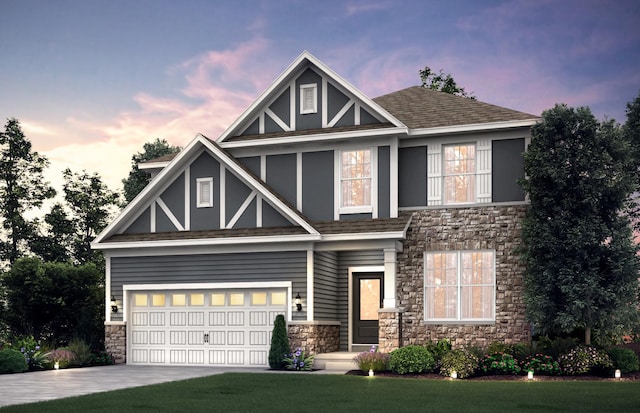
[[443, 143, 476, 204], [424, 250, 495, 322], [340, 149, 372, 213], [196, 177, 213, 208], [300, 83, 317, 114]]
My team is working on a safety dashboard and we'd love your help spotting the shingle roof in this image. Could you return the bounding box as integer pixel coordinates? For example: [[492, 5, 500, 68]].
[[373, 86, 538, 129]]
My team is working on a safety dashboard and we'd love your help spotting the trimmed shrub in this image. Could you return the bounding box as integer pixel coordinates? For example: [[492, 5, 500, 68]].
[[66, 338, 93, 367], [479, 352, 521, 375], [268, 314, 290, 370], [607, 347, 639, 373], [440, 349, 479, 379], [521, 354, 561, 376], [558, 345, 613, 376], [0, 348, 28, 374], [354, 346, 389, 372], [424, 339, 451, 369], [389, 345, 435, 375]]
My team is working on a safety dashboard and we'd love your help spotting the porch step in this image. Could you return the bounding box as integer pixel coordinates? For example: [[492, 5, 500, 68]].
[[314, 352, 359, 371]]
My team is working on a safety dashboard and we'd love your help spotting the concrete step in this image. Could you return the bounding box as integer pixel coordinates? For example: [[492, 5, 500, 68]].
[[314, 352, 359, 371]]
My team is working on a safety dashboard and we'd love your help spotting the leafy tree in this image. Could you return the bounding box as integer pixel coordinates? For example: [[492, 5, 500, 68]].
[[419, 66, 475, 99], [1, 257, 104, 346], [0, 118, 55, 265], [121, 138, 181, 205], [623, 91, 640, 236], [30, 203, 75, 263], [520, 104, 640, 345]]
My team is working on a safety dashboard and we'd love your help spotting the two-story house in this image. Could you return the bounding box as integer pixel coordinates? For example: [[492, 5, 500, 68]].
[[93, 51, 538, 366]]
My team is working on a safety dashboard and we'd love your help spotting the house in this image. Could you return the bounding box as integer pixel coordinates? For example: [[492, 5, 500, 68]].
[[92, 51, 538, 366]]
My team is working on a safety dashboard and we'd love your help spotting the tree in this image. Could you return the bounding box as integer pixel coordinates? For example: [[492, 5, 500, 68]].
[[0, 118, 55, 265], [419, 66, 475, 99], [121, 138, 181, 205], [29, 203, 75, 263], [268, 314, 290, 369], [520, 104, 640, 345], [623, 91, 640, 237]]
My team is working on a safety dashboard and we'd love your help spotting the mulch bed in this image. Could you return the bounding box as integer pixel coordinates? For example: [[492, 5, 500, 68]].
[[345, 370, 640, 381]]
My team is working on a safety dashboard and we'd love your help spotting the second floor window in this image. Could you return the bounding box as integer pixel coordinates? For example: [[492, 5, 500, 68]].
[[340, 149, 372, 211], [443, 143, 476, 204]]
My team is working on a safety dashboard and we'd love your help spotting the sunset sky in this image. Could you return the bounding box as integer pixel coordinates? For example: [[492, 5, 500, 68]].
[[1, 0, 639, 197]]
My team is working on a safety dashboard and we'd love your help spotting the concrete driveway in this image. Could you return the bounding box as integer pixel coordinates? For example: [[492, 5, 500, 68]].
[[0, 364, 267, 408]]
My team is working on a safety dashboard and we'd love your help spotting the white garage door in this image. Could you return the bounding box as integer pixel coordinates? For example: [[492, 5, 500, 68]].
[[128, 289, 288, 366]]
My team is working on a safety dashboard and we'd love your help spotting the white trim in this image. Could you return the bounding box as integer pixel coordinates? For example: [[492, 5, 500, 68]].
[[157, 197, 185, 231], [150, 202, 156, 233], [321, 77, 328, 127], [371, 147, 378, 219], [300, 83, 317, 114], [219, 163, 226, 228], [256, 195, 262, 228], [260, 155, 266, 180], [407, 119, 539, 137], [138, 161, 171, 170], [383, 249, 397, 308], [196, 177, 214, 208], [354, 102, 360, 125], [289, 80, 296, 131], [347, 266, 385, 352], [306, 249, 314, 321], [296, 152, 303, 211], [226, 191, 257, 229], [389, 138, 398, 218], [264, 107, 291, 132], [259, 113, 265, 134], [105, 256, 111, 322], [105, 241, 316, 258], [328, 99, 354, 128], [184, 167, 190, 231], [337, 147, 376, 216]]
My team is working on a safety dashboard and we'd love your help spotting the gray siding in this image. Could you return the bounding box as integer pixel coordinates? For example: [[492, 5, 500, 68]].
[[159, 172, 185, 229], [225, 171, 252, 227], [269, 86, 291, 129], [336, 250, 384, 350], [360, 108, 379, 125], [296, 68, 323, 130], [190, 153, 220, 231], [378, 146, 390, 218], [340, 213, 372, 221], [237, 156, 261, 178], [333, 106, 355, 128], [327, 83, 350, 122], [262, 203, 293, 227], [233, 197, 257, 229], [156, 207, 176, 232], [123, 207, 151, 234], [266, 153, 296, 207], [398, 146, 427, 207], [492, 138, 526, 202], [110, 251, 309, 321], [314, 251, 338, 320], [302, 150, 334, 221], [242, 118, 259, 136]]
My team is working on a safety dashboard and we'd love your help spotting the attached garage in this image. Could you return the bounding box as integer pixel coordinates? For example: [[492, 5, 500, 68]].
[[126, 285, 289, 366]]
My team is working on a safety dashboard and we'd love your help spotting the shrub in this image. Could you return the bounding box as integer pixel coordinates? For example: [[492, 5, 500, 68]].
[[440, 349, 479, 379], [0, 348, 28, 373], [479, 352, 521, 375], [46, 349, 75, 369], [91, 352, 114, 366], [521, 354, 561, 376], [485, 342, 511, 355], [558, 345, 613, 376], [284, 347, 314, 371], [268, 314, 290, 370], [389, 345, 435, 375], [354, 345, 389, 372], [66, 338, 93, 367], [538, 336, 579, 359], [607, 347, 639, 373], [10, 335, 49, 370], [424, 339, 451, 369]]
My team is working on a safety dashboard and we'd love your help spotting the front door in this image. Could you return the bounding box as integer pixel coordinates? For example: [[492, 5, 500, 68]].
[[352, 273, 383, 344]]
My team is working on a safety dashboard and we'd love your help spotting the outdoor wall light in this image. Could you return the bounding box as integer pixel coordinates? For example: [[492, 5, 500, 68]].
[[111, 296, 118, 314], [615, 369, 621, 379], [295, 293, 302, 312]]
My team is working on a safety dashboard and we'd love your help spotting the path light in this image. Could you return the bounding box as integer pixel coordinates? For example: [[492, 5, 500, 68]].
[[450, 371, 457, 379], [369, 369, 374, 377], [615, 369, 621, 379], [527, 371, 534, 380], [54, 362, 59, 370], [295, 293, 302, 312]]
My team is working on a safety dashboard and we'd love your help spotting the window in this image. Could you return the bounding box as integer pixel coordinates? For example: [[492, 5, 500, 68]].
[[172, 293, 186, 306], [424, 251, 495, 322], [196, 177, 213, 208], [340, 149, 372, 212], [151, 294, 166, 307], [443, 143, 476, 204], [300, 83, 317, 114]]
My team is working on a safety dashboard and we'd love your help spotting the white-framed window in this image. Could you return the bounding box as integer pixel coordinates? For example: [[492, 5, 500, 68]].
[[339, 148, 372, 213], [443, 143, 476, 204], [300, 83, 317, 114], [196, 177, 213, 208], [424, 250, 495, 322]]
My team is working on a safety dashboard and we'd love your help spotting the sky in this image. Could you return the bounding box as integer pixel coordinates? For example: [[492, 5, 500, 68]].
[[1, 0, 639, 199]]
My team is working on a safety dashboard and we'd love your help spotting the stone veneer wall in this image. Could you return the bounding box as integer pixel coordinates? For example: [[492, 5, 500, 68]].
[[395, 205, 531, 349], [105, 323, 126, 364], [288, 322, 340, 354]]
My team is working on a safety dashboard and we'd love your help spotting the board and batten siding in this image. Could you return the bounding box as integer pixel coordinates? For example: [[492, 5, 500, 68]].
[[337, 250, 384, 350], [110, 251, 308, 321], [313, 251, 338, 321]]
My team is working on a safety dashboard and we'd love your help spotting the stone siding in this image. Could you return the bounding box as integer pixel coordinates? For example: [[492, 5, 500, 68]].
[[394, 205, 531, 349], [378, 309, 403, 353], [288, 323, 340, 354], [105, 323, 126, 364]]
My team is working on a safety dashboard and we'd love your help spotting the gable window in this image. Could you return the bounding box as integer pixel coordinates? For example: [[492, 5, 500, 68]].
[[300, 83, 317, 114], [424, 250, 495, 322], [196, 177, 213, 208], [443, 143, 476, 204], [340, 149, 372, 213]]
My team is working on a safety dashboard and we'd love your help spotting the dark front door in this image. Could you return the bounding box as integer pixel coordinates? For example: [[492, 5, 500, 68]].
[[353, 272, 383, 344]]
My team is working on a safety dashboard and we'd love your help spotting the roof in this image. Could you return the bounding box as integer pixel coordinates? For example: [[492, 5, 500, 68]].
[[373, 86, 539, 130], [224, 123, 395, 143]]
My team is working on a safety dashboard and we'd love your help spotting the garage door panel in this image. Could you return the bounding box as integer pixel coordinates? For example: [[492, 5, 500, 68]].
[[170, 331, 187, 345], [227, 311, 244, 326], [132, 331, 148, 344], [250, 331, 268, 346], [132, 312, 148, 326], [170, 312, 187, 326], [149, 312, 165, 326], [188, 312, 205, 326], [132, 349, 148, 363], [250, 351, 267, 365], [209, 312, 225, 326], [170, 350, 187, 364], [227, 331, 244, 345], [250, 311, 268, 326], [210, 350, 225, 364], [150, 331, 165, 345], [188, 350, 205, 364], [227, 350, 244, 365], [188, 331, 204, 345], [149, 350, 165, 363], [210, 330, 225, 345]]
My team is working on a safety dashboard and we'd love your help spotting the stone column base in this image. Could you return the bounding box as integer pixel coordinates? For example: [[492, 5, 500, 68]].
[[378, 308, 403, 353], [288, 321, 340, 354], [105, 322, 126, 364]]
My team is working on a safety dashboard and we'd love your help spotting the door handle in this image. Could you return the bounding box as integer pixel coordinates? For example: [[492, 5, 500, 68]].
[[204, 333, 209, 343]]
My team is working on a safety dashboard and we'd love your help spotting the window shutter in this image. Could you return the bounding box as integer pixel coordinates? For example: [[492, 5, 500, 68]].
[[300, 84, 317, 114], [427, 144, 442, 206], [476, 139, 492, 203]]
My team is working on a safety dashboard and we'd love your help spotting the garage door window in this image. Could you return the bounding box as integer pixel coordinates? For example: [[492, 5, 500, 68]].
[[229, 293, 244, 306], [134, 294, 148, 306], [271, 291, 286, 305], [211, 293, 225, 306], [251, 292, 267, 305], [152, 294, 165, 306], [172, 294, 186, 306], [190, 293, 204, 306]]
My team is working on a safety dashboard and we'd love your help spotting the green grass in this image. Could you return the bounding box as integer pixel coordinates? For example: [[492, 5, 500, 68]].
[[2, 373, 639, 413]]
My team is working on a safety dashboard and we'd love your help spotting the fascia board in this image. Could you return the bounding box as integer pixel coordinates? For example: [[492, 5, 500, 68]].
[[138, 161, 171, 170], [320, 231, 407, 242], [407, 119, 539, 137]]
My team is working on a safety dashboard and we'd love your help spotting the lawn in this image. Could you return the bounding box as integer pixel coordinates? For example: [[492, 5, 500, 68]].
[[1, 373, 639, 413]]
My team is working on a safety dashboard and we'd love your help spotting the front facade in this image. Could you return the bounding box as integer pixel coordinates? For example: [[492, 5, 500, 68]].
[[93, 52, 538, 366]]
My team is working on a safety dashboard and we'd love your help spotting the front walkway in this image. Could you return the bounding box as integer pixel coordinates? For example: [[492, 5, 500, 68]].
[[0, 364, 349, 408]]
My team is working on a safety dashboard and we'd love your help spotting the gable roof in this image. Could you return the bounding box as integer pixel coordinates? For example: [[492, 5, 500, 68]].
[[373, 86, 539, 131]]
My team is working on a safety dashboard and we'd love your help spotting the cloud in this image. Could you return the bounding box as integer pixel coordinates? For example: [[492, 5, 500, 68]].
[[345, 1, 391, 16]]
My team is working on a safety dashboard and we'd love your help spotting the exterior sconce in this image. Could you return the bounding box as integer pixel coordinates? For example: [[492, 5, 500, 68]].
[[111, 296, 118, 314], [527, 371, 534, 380], [450, 371, 457, 379], [615, 369, 621, 379], [295, 293, 302, 312]]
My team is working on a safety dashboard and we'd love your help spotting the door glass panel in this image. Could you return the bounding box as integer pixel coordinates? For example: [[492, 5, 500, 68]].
[[210, 293, 225, 306], [271, 291, 286, 305], [151, 294, 165, 307], [360, 279, 380, 320], [229, 293, 244, 306], [172, 294, 186, 306], [133, 294, 148, 306], [190, 293, 204, 306], [251, 292, 267, 305]]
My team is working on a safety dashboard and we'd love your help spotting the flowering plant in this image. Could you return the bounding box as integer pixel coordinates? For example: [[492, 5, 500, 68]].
[[558, 345, 612, 376], [284, 348, 314, 371], [9, 336, 48, 370], [479, 352, 521, 375], [521, 354, 561, 376], [354, 345, 389, 372], [440, 349, 479, 379], [46, 349, 75, 369]]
